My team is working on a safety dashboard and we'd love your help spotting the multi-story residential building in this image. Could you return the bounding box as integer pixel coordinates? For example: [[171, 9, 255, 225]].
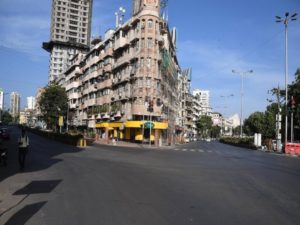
[[176, 68, 193, 142], [193, 89, 211, 116], [27, 96, 36, 110], [10, 92, 20, 119], [63, 0, 182, 146], [0, 89, 4, 111], [0, 89, 4, 123], [43, 0, 93, 83]]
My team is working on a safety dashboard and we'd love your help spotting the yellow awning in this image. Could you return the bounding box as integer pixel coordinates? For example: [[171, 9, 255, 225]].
[[96, 121, 168, 129], [95, 122, 123, 128], [125, 121, 168, 129]]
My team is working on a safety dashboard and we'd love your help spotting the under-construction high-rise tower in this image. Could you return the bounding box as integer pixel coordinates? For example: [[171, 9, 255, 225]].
[[43, 0, 93, 83]]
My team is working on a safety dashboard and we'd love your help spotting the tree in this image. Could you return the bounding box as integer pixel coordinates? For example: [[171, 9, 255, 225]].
[[271, 68, 300, 141], [196, 115, 213, 138], [289, 68, 300, 140], [263, 103, 277, 139], [232, 126, 241, 136], [38, 85, 68, 132], [211, 126, 221, 138], [1, 111, 12, 124], [243, 112, 265, 136]]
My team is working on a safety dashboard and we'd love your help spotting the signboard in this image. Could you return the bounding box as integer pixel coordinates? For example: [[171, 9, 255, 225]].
[[144, 121, 154, 129], [58, 116, 64, 126]]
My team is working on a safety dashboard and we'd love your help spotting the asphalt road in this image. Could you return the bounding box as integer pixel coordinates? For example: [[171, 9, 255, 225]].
[[0, 126, 300, 225]]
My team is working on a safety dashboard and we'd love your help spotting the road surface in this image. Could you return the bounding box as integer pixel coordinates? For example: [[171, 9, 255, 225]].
[[0, 126, 299, 225]]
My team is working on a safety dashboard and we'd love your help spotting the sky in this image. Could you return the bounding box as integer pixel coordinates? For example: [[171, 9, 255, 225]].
[[0, 0, 299, 119]]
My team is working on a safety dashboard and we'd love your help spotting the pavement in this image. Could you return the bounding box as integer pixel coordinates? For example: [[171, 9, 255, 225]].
[[94, 138, 175, 149]]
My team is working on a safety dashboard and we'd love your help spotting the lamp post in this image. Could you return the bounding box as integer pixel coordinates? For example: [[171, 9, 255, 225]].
[[232, 69, 253, 137], [115, 7, 126, 28], [276, 12, 298, 144], [220, 94, 234, 135]]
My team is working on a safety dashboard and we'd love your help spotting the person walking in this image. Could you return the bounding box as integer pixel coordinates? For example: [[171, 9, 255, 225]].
[[18, 128, 29, 170]]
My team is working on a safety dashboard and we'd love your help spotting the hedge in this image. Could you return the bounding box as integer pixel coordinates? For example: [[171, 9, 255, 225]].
[[26, 127, 83, 146], [219, 137, 257, 150]]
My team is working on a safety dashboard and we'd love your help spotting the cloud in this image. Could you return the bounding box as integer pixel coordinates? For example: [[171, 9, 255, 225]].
[[0, 18, 49, 60], [0, 16, 49, 30], [178, 39, 288, 117]]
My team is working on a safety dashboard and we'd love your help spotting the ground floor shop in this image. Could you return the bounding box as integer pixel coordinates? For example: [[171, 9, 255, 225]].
[[95, 121, 169, 147]]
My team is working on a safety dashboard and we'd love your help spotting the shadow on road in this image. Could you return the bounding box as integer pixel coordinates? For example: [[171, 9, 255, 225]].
[[1, 179, 62, 224], [0, 126, 81, 182], [4, 201, 47, 225]]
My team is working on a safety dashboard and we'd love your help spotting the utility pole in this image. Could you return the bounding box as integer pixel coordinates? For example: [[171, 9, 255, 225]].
[[275, 87, 282, 152], [232, 70, 253, 137], [276, 12, 298, 144]]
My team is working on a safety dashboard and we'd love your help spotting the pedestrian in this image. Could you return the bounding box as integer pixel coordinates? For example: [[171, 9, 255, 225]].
[[18, 128, 29, 170]]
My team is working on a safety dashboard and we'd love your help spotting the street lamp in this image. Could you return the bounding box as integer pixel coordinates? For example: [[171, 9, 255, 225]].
[[115, 7, 126, 28], [232, 69, 253, 137], [220, 94, 234, 136], [276, 12, 298, 144]]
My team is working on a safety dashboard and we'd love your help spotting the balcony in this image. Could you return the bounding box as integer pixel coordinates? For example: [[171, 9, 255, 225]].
[[114, 36, 128, 51], [85, 98, 96, 107], [113, 56, 130, 69], [66, 81, 80, 91], [128, 30, 139, 43], [112, 91, 130, 101], [75, 67, 82, 75], [68, 92, 79, 99], [86, 56, 99, 67], [96, 79, 112, 90], [103, 63, 112, 72]]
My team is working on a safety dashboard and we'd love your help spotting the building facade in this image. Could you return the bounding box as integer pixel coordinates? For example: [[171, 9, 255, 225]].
[[0, 89, 4, 111], [176, 68, 193, 142], [43, 0, 93, 82], [10, 92, 20, 119], [62, 0, 182, 146], [27, 96, 36, 110], [193, 89, 211, 116]]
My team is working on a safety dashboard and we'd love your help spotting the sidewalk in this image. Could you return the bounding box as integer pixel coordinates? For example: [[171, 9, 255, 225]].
[[93, 138, 175, 149]]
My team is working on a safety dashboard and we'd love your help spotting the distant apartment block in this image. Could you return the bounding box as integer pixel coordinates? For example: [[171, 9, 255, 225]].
[[193, 89, 211, 116], [27, 96, 36, 110], [10, 92, 20, 118], [177, 69, 194, 140], [43, 0, 93, 82], [0, 89, 4, 111]]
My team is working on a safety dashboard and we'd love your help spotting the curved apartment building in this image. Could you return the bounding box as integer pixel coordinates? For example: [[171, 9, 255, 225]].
[[63, 0, 184, 146]]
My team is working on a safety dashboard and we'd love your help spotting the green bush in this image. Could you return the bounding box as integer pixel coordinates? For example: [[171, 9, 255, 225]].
[[219, 137, 256, 149], [26, 127, 83, 146]]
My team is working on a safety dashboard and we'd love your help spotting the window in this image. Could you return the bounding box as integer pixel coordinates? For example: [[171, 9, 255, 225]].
[[69, 31, 77, 36], [70, 20, 78, 25], [141, 38, 145, 48], [148, 19, 153, 29], [146, 78, 151, 87], [135, 40, 139, 52], [147, 58, 151, 68], [69, 26, 77, 30], [147, 38, 153, 48]]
